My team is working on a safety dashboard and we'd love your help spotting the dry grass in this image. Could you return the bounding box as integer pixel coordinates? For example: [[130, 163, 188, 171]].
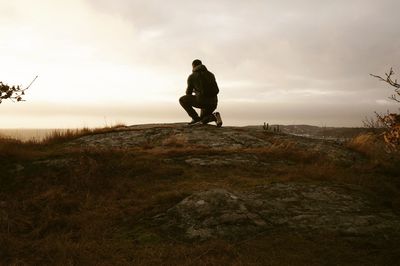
[[347, 132, 400, 177], [39, 123, 127, 145], [0, 123, 128, 161], [347, 133, 387, 157], [1, 128, 400, 265]]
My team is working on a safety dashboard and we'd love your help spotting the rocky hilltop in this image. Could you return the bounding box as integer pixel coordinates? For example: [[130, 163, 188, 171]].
[[2, 123, 400, 265], [68, 123, 358, 161], [65, 124, 399, 239]]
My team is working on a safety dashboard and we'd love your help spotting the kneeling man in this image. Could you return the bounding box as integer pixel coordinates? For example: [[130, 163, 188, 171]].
[[179, 59, 222, 127]]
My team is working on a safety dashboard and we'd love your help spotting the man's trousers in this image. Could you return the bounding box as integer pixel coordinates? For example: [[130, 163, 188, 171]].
[[179, 95, 217, 123]]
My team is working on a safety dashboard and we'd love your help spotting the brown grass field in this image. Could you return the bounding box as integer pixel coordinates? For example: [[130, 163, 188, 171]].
[[0, 127, 399, 265]]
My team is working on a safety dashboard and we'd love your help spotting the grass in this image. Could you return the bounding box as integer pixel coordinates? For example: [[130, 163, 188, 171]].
[[39, 123, 128, 145], [0, 128, 399, 265]]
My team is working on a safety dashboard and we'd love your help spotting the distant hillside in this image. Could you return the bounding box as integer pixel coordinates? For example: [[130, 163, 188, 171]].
[[247, 124, 383, 140], [279, 124, 381, 139]]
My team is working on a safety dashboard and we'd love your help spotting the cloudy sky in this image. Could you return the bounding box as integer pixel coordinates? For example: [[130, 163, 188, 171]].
[[1, 0, 399, 128]]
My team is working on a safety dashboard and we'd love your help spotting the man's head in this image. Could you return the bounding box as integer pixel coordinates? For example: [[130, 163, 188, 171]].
[[192, 59, 202, 68]]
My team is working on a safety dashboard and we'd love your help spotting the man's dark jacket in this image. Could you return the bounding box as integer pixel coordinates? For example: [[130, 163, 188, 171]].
[[186, 64, 219, 105]]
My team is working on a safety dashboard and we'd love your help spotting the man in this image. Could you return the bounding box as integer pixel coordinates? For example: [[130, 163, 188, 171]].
[[179, 59, 223, 127]]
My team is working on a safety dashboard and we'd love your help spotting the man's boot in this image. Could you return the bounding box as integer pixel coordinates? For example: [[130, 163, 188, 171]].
[[213, 112, 223, 127], [188, 116, 202, 125]]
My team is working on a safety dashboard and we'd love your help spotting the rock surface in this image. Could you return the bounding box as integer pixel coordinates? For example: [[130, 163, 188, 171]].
[[156, 183, 400, 240], [68, 123, 272, 149], [155, 189, 266, 240], [67, 123, 359, 163]]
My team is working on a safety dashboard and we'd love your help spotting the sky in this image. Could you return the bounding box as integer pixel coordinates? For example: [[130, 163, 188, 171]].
[[1, 0, 400, 128]]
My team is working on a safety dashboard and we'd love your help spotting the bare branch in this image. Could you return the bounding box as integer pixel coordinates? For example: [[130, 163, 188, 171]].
[[370, 67, 400, 89], [389, 95, 400, 103]]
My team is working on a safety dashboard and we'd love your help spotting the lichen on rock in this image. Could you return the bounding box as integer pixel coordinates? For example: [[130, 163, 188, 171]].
[[156, 189, 268, 240], [155, 183, 400, 241]]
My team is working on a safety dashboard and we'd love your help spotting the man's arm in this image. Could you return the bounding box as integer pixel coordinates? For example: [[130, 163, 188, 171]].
[[212, 73, 219, 91], [186, 75, 194, 95]]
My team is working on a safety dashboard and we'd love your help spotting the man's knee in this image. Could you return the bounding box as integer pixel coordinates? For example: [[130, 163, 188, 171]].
[[179, 95, 187, 104], [180, 95, 193, 107]]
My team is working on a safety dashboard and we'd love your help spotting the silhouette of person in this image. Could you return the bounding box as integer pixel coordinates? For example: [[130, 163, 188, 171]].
[[179, 59, 222, 127]]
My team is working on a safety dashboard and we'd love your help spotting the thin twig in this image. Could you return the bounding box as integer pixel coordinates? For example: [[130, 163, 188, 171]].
[[370, 68, 400, 88]]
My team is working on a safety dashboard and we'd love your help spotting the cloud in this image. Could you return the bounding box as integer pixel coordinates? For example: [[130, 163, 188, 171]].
[[83, 0, 400, 126], [86, 0, 400, 84]]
